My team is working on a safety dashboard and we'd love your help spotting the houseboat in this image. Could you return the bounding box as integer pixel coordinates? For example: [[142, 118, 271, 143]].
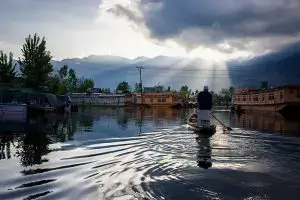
[[0, 88, 28, 122], [70, 93, 127, 106], [0, 86, 74, 117], [133, 92, 182, 107], [231, 85, 300, 114], [0, 103, 27, 122]]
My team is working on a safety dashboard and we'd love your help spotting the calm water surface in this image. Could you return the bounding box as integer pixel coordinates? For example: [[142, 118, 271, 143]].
[[0, 107, 300, 200]]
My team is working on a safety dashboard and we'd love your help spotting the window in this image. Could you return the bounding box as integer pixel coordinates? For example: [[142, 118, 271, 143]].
[[254, 96, 258, 101], [243, 96, 246, 101], [280, 92, 283, 99], [268, 94, 274, 101], [262, 96, 265, 101]]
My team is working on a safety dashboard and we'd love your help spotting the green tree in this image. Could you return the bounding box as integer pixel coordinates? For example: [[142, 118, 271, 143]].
[[102, 88, 110, 94], [179, 85, 190, 97], [134, 82, 142, 93], [48, 75, 60, 94], [116, 81, 130, 93], [167, 86, 171, 92], [260, 81, 268, 89], [78, 78, 94, 92], [229, 86, 235, 95], [229, 86, 235, 100], [18, 34, 53, 88], [56, 65, 69, 93], [0, 51, 16, 83], [66, 68, 77, 92], [59, 65, 68, 82]]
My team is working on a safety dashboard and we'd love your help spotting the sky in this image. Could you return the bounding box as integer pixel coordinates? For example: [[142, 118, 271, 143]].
[[1, 0, 300, 61]]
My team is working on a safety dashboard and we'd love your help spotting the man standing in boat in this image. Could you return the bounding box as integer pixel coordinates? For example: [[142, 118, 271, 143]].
[[196, 85, 212, 127]]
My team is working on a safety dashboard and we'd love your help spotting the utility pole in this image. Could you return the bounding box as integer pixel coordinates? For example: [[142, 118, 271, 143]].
[[136, 66, 144, 106]]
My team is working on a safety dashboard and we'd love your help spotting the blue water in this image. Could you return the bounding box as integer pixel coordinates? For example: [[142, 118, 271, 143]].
[[0, 107, 300, 200]]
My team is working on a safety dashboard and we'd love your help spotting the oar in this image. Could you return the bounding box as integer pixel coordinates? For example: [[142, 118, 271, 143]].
[[210, 113, 233, 131]]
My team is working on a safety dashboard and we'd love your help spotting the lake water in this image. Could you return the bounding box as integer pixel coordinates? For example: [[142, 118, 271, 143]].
[[0, 107, 300, 200]]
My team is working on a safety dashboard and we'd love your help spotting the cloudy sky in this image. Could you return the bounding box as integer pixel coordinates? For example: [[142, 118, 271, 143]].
[[1, 0, 300, 60]]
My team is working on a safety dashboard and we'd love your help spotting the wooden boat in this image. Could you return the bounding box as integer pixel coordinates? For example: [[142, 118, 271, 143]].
[[187, 113, 216, 135], [0, 103, 27, 122]]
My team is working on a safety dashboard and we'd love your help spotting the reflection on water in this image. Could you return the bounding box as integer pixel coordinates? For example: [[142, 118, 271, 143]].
[[232, 111, 300, 136], [196, 135, 212, 169], [0, 114, 77, 167], [0, 107, 300, 200]]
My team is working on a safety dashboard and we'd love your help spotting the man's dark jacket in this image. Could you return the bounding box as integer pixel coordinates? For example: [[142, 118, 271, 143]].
[[197, 91, 212, 110]]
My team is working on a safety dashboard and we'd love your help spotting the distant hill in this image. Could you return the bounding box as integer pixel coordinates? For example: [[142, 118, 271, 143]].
[[51, 55, 231, 91], [227, 42, 300, 88], [12, 42, 300, 91]]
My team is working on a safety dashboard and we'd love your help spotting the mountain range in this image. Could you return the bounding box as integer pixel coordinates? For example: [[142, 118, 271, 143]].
[[17, 41, 300, 92], [52, 55, 231, 91], [227, 41, 300, 88]]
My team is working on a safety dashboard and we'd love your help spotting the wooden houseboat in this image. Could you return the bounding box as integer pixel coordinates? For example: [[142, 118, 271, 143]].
[[133, 92, 182, 107], [231, 85, 300, 114]]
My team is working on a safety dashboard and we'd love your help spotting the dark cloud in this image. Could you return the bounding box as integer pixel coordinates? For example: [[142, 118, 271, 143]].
[[109, 0, 300, 53], [107, 4, 142, 23]]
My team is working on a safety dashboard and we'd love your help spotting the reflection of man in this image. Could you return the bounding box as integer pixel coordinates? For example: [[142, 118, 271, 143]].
[[197, 86, 212, 127], [196, 136, 212, 169]]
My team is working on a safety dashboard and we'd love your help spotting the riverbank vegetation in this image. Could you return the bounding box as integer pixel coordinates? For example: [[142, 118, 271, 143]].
[[0, 33, 94, 95]]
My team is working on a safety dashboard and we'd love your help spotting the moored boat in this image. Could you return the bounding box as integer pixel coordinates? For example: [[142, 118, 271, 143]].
[[232, 85, 300, 114], [0, 103, 27, 122]]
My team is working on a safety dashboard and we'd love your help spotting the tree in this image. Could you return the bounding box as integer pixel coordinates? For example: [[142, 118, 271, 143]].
[[167, 86, 171, 92], [78, 78, 94, 93], [66, 68, 77, 92], [48, 74, 61, 94], [102, 88, 110, 94], [260, 81, 268, 89], [59, 65, 68, 82], [229, 86, 235, 99], [0, 51, 16, 83], [116, 81, 130, 93], [179, 85, 190, 97], [134, 82, 142, 93], [18, 34, 53, 88], [55, 65, 69, 93]]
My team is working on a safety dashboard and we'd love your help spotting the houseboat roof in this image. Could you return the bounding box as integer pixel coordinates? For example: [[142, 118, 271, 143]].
[[69, 93, 126, 97], [134, 92, 178, 96], [0, 86, 44, 94], [235, 85, 300, 94]]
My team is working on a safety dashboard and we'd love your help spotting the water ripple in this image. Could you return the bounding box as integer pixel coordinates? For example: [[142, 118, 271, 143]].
[[1, 109, 300, 200]]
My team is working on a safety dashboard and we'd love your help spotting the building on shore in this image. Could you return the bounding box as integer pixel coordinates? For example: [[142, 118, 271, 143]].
[[70, 93, 129, 106], [133, 92, 181, 106], [231, 85, 300, 113]]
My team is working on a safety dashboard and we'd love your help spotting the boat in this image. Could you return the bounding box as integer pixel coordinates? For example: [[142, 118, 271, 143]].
[[231, 85, 300, 114], [0, 88, 28, 122], [57, 95, 74, 113], [26, 93, 60, 114], [0, 103, 27, 122], [187, 113, 216, 135]]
